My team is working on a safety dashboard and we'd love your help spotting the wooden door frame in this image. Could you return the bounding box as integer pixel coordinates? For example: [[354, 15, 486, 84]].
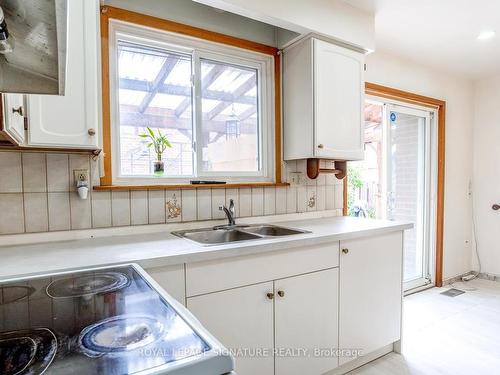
[[344, 82, 446, 287]]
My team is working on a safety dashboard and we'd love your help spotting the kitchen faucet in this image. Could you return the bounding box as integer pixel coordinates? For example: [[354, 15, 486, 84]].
[[218, 199, 236, 227]]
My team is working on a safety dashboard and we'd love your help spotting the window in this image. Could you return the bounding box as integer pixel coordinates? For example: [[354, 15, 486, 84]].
[[108, 21, 275, 185]]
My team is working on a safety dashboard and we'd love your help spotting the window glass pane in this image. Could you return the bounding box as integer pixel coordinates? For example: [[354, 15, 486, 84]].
[[200, 59, 260, 173], [117, 41, 194, 176]]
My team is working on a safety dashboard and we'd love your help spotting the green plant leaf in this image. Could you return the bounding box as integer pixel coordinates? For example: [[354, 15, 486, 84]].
[[147, 127, 155, 138], [138, 134, 149, 138]]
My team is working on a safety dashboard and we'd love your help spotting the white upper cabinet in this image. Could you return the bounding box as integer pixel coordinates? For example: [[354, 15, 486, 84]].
[[27, 0, 101, 149], [1, 94, 26, 145], [283, 37, 365, 161]]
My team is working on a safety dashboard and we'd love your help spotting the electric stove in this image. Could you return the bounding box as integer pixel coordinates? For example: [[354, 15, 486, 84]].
[[0, 264, 234, 374]]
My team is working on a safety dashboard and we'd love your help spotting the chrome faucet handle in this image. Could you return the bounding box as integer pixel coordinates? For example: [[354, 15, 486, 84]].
[[219, 200, 236, 226]]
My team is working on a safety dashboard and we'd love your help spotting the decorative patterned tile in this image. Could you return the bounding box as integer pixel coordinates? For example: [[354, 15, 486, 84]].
[[22, 153, 47, 192], [0, 152, 22, 193], [166, 190, 182, 223], [24, 193, 48, 233], [307, 186, 317, 212]]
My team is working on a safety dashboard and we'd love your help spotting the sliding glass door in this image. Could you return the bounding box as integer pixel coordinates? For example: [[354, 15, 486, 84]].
[[385, 104, 433, 290], [348, 100, 436, 291]]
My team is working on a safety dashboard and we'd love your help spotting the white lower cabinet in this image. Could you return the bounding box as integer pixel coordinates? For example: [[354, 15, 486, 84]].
[[180, 231, 404, 375], [338, 232, 403, 366], [146, 264, 186, 306], [275, 268, 339, 375], [187, 269, 339, 375], [187, 282, 275, 375]]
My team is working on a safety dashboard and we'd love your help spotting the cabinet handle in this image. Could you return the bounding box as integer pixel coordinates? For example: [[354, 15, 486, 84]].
[[342, 248, 349, 254], [266, 292, 274, 300], [277, 290, 285, 298], [88, 128, 96, 136], [317, 144, 324, 149], [12, 106, 24, 117]]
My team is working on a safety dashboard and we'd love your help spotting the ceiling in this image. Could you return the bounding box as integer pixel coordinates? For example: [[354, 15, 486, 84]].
[[345, 0, 500, 80]]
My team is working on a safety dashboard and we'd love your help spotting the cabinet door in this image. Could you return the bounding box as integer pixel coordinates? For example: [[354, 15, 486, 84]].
[[187, 282, 274, 375], [2, 94, 26, 144], [314, 39, 364, 160], [339, 232, 403, 366], [146, 264, 186, 306], [274, 268, 339, 375], [27, 0, 100, 149]]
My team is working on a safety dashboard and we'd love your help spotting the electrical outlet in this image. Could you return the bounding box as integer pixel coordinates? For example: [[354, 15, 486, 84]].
[[289, 172, 304, 185], [73, 169, 89, 184]]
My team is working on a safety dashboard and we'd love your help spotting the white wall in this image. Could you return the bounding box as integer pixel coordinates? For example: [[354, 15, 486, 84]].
[[193, 0, 375, 50], [365, 51, 475, 280], [102, 0, 298, 47], [472, 76, 500, 276]]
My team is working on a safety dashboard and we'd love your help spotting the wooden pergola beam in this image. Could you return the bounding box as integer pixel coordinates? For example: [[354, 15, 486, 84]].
[[207, 75, 256, 120], [138, 57, 179, 113], [119, 106, 257, 134], [119, 78, 256, 106], [239, 106, 257, 121], [174, 64, 225, 117]]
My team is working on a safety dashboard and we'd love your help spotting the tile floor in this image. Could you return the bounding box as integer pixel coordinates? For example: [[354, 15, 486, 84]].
[[350, 279, 500, 374]]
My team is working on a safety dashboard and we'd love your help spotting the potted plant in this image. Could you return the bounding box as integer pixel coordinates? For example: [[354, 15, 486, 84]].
[[139, 127, 172, 176]]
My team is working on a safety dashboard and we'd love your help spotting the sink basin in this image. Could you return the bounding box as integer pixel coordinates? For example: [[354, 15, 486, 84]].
[[240, 225, 309, 237], [172, 224, 310, 246], [174, 228, 260, 245]]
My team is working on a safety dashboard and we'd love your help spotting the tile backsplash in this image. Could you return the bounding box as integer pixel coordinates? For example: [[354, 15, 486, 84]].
[[0, 151, 344, 235]]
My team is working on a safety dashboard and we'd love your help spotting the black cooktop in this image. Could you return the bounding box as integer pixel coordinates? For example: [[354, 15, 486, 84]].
[[0, 265, 210, 374]]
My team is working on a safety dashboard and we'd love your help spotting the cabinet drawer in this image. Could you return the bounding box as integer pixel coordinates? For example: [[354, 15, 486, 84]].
[[186, 242, 339, 297]]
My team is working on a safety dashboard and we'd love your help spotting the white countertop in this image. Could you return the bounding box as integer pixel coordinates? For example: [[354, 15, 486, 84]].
[[0, 216, 412, 280]]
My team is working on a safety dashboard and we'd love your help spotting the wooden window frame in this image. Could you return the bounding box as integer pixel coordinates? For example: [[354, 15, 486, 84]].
[[344, 82, 446, 287], [99, 6, 284, 189]]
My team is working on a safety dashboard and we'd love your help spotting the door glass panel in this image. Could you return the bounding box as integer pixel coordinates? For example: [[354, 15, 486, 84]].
[[388, 110, 427, 283], [349, 102, 433, 290]]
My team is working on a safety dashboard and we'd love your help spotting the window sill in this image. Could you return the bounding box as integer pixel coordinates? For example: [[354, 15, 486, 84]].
[[93, 182, 290, 191]]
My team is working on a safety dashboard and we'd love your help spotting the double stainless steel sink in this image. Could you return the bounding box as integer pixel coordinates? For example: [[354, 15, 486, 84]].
[[172, 224, 310, 246]]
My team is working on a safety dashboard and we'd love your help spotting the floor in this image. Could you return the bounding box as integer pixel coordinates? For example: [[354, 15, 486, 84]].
[[349, 278, 500, 375]]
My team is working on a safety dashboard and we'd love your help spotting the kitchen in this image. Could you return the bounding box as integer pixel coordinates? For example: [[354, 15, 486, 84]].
[[0, 1, 498, 374]]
